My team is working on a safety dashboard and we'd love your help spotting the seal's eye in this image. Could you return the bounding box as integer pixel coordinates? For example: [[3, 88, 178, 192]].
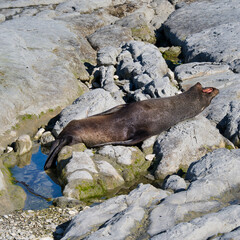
[[202, 88, 213, 93]]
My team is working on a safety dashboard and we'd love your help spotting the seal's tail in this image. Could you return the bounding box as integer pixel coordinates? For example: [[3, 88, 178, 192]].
[[44, 138, 67, 170]]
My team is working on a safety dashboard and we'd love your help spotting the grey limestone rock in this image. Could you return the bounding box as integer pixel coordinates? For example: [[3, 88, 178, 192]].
[[175, 62, 230, 82], [151, 205, 240, 240], [164, 0, 240, 46], [55, 0, 112, 14], [162, 175, 187, 192], [203, 82, 240, 146], [95, 160, 125, 186], [115, 41, 178, 97], [213, 227, 240, 240], [15, 135, 32, 156], [0, 16, 90, 148], [99, 65, 120, 93], [97, 46, 121, 66], [40, 131, 55, 147], [183, 22, 240, 63], [148, 148, 240, 237], [164, 0, 240, 64], [153, 115, 229, 179], [98, 145, 137, 165], [0, 0, 65, 8], [150, 0, 174, 30], [53, 89, 121, 136], [62, 184, 169, 240], [87, 25, 133, 51]]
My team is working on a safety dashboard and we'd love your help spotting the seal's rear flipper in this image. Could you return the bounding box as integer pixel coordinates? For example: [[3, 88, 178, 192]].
[[44, 138, 67, 170]]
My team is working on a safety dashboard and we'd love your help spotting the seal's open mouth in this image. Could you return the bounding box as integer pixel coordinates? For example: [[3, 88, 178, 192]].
[[202, 87, 213, 93]]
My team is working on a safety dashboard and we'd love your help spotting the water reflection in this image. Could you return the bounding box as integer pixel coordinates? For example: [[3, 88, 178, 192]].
[[11, 145, 62, 210]]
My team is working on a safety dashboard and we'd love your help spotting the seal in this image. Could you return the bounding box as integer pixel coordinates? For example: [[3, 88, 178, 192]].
[[44, 82, 219, 170]]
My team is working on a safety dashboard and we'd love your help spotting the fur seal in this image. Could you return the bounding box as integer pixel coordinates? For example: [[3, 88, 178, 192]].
[[44, 82, 219, 170]]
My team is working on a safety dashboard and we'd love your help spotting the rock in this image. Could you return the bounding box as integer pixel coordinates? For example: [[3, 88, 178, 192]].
[[98, 145, 137, 165], [99, 65, 120, 93], [153, 116, 230, 179], [15, 135, 32, 155], [52, 196, 84, 208], [164, 0, 240, 46], [97, 46, 121, 66], [164, 0, 240, 64], [0, 0, 65, 8], [0, 163, 26, 215], [62, 184, 169, 240], [0, 14, 5, 23], [53, 89, 122, 136], [183, 22, 240, 63], [87, 25, 133, 51], [213, 227, 240, 240], [202, 82, 240, 146], [55, 0, 112, 14], [0, 170, 6, 191], [115, 8, 156, 44], [148, 200, 221, 236], [150, 0, 175, 30], [65, 152, 98, 175], [151, 205, 240, 240], [33, 128, 45, 141], [175, 62, 230, 82], [162, 175, 187, 192], [95, 160, 125, 189], [0, 16, 89, 149], [40, 131, 55, 147], [148, 148, 240, 237]]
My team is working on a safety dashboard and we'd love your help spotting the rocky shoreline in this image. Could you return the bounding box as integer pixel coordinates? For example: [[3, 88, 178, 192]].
[[1, 0, 240, 239]]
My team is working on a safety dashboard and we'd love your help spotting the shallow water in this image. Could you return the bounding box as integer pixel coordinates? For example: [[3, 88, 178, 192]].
[[11, 145, 62, 210]]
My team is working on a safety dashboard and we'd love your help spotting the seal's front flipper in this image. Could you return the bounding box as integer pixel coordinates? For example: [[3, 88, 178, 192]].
[[92, 131, 150, 147], [44, 138, 68, 170]]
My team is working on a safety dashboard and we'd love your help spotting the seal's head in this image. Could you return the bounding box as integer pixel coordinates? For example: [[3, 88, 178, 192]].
[[186, 82, 219, 113], [192, 82, 219, 102]]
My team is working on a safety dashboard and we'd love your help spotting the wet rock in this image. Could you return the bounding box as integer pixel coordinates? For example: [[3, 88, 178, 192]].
[[87, 25, 133, 51], [62, 184, 170, 240], [0, 164, 26, 215], [53, 89, 122, 136], [95, 160, 125, 189], [59, 143, 150, 200], [52, 196, 84, 208], [162, 175, 187, 192], [15, 135, 32, 155], [33, 128, 45, 141], [40, 131, 55, 147]]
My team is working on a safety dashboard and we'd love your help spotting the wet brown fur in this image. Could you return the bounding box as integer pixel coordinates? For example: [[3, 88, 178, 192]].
[[44, 82, 219, 170]]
